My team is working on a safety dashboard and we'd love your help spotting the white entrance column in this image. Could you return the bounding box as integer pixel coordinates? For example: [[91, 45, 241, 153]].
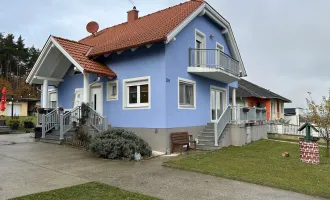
[[42, 79, 49, 108], [232, 88, 237, 121], [83, 73, 90, 104]]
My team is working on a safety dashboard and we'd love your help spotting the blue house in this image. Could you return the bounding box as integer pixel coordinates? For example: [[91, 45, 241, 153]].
[[26, 0, 267, 152]]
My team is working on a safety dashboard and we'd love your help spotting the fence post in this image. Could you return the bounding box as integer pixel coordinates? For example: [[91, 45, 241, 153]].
[[189, 48, 192, 66], [60, 114, 64, 140], [214, 123, 218, 146], [41, 114, 45, 138]]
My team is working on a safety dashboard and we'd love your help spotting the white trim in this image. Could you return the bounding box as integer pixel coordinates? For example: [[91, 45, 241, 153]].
[[122, 76, 151, 110], [34, 76, 64, 82], [106, 80, 118, 101], [165, 2, 246, 76], [26, 38, 53, 84], [178, 77, 196, 110], [215, 42, 224, 67], [49, 37, 84, 73], [216, 42, 224, 52], [26, 36, 86, 85], [146, 44, 153, 48], [90, 82, 104, 116], [48, 88, 58, 108], [131, 47, 138, 52], [166, 4, 205, 44], [195, 29, 206, 49], [210, 85, 227, 122]]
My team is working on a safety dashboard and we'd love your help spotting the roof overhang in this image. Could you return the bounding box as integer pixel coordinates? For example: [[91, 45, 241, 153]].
[[26, 36, 85, 86], [165, 2, 247, 77]]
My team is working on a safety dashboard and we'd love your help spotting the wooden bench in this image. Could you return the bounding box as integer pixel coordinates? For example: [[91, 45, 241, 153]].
[[171, 132, 196, 154]]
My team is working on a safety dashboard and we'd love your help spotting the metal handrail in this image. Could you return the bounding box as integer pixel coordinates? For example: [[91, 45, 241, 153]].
[[189, 48, 240, 76], [86, 105, 108, 132], [214, 106, 231, 146], [42, 108, 59, 138], [60, 106, 81, 139]]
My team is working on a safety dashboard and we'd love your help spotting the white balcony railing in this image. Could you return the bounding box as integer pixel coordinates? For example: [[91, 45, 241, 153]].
[[231, 105, 267, 123], [189, 48, 240, 76]]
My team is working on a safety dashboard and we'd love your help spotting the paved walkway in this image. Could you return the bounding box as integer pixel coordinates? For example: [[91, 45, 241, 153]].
[[0, 134, 325, 200]]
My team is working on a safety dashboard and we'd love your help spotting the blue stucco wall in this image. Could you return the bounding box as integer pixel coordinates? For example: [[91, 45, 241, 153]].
[[102, 43, 166, 128], [57, 67, 83, 109], [165, 15, 234, 128], [52, 15, 239, 129]]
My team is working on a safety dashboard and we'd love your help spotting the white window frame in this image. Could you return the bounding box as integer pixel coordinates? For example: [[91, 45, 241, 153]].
[[178, 77, 196, 110], [106, 80, 118, 101], [195, 29, 206, 67], [48, 88, 58, 108], [216, 42, 225, 68], [122, 76, 151, 110]]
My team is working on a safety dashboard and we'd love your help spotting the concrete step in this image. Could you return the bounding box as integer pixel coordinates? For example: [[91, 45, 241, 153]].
[[199, 132, 214, 137], [40, 138, 62, 145], [197, 144, 222, 151], [0, 126, 13, 134], [198, 135, 214, 140], [198, 140, 215, 146]]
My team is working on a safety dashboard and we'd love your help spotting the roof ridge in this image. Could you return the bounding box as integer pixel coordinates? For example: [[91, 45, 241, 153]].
[[52, 36, 92, 47], [79, 1, 201, 43]]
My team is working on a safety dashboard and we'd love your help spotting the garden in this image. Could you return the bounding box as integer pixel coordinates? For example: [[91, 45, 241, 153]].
[[165, 139, 330, 198], [0, 116, 37, 132]]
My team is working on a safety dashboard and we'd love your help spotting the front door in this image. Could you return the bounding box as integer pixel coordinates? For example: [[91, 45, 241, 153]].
[[211, 87, 226, 122], [90, 84, 103, 115]]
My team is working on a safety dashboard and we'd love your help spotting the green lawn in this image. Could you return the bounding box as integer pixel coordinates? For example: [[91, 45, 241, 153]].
[[11, 182, 158, 200], [165, 140, 330, 199]]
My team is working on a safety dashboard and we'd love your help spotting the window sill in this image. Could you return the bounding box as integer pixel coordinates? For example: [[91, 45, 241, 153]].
[[107, 96, 118, 101], [123, 104, 150, 110], [178, 105, 196, 110]]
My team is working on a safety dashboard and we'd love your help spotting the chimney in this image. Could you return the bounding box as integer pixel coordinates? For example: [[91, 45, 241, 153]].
[[127, 6, 139, 23]]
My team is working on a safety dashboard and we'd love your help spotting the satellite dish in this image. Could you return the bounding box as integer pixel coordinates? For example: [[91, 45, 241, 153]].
[[86, 21, 99, 34]]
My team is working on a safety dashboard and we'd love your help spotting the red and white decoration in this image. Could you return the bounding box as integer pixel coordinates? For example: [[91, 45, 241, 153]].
[[299, 141, 320, 164]]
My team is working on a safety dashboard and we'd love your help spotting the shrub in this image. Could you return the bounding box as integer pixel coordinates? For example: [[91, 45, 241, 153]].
[[6, 119, 20, 130], [90, 129, 152, 160]]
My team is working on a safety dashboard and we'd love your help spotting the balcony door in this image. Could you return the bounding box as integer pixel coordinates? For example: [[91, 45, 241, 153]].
[[195, 29, 206, 67], [216, 43, 224, 68], [210, 86, 226, 122]]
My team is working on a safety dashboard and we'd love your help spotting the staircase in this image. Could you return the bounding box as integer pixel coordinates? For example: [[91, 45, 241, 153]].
[[0, 126, 14, 134], [39, 105, 108, 144], [197, 106, 232, 151]]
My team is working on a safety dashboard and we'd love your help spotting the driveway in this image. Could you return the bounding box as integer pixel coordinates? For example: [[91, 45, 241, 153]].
[[0, 134, 325, 200]]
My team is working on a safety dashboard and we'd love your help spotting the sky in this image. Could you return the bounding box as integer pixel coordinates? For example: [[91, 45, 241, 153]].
[[1, 0, 329, 108]]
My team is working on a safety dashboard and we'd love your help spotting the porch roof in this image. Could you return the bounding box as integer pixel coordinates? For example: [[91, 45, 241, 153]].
[[26, 36, 116, 86], [230, 79, 291, 103]]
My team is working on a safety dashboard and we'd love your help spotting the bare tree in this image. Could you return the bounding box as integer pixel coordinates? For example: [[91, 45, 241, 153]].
[[306, 95, 330, 157]]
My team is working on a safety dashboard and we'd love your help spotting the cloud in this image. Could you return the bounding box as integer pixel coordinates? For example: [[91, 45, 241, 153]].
[[1, 0, 328, 108]]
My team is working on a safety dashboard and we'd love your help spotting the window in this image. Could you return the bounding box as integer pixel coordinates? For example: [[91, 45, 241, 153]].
[[178, 78, 196, 109], [123, 76, 150, 109], [216, 42, 224, 68], [195, 29, 206, 67], [107, 80, 118, 101], [48, 89, 58, 108]]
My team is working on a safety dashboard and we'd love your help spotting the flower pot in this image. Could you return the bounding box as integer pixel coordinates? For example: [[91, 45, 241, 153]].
[[54, 124, 60, 130], [242, 107, 249, 112]]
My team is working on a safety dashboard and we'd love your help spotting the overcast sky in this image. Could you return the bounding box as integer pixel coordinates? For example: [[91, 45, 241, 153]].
[[1, 0, 329, 108]]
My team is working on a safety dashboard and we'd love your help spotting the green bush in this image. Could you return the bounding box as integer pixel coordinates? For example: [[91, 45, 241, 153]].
[[90, 129, 152, 160], [6, 119, 20, 130]]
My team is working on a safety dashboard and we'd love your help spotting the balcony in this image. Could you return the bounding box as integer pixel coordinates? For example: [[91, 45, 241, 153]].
[[188, 48, 240, 83]]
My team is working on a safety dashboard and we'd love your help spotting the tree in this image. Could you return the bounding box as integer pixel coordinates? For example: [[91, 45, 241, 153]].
[[306, 95, 330, 157]]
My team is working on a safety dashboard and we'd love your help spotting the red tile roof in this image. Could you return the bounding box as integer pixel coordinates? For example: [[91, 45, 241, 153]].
[[52, 36, 116, 77], [79, 0, 204, 57], [51, 0, 204, 77]]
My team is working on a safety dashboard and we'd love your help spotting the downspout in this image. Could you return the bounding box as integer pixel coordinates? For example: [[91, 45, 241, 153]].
[[89, 76, 100, 87]]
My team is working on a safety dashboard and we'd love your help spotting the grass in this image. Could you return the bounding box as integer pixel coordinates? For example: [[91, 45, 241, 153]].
[[165, 140, 330, 199], [11, 182, 159, 200]]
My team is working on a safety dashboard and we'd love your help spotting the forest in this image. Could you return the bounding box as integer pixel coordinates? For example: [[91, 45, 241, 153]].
[[0, 33, 40, 98]]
